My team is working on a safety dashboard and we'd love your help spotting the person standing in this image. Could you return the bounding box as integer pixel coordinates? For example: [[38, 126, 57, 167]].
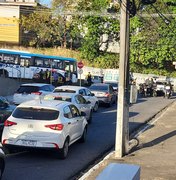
[[87, 72, 92, 86], [53, 71, 59, 87], [39, 69, 44, 83], [44, 69, 50, 84]]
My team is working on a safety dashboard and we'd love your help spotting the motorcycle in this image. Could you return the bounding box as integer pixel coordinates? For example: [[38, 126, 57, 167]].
[[164, 85, 172, 99]]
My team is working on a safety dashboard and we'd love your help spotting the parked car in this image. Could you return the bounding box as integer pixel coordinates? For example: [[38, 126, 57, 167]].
[[89, 83, 117, 107], [0, 97, 16, 136], [104, 81, 118, 92], [44, 93, 93, 123], [0, 148, 5, 179], [2, 99, 87, 159], [13, 83, 55, 105], [53, 86, 99, 112]]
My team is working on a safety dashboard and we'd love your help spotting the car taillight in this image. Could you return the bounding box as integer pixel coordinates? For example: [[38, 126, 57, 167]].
[[105, 92, 110, 97], [45, 124, 64, 131], [2, 139, 7, 144], [31, 92, 42, 95], [4, 120, 17, 127]]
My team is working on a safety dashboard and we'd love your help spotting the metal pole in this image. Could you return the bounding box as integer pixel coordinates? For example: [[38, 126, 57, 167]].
[[80, 73, 82, 86], [115, 0, 130, 158]]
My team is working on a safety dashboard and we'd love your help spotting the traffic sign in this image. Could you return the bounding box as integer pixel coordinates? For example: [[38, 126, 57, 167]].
[[78, 61, 84, 69], [78, 68, 83, 74]]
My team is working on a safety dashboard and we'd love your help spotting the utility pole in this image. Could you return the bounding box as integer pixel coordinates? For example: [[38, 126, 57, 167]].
[[115, 0, 130, 158]]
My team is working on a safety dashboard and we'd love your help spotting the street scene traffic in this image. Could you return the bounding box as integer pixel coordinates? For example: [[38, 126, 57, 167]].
[[0, 76, 175, 179], [0, 0, 176, 179]]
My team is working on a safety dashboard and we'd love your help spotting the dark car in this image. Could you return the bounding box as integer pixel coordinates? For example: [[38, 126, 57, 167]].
[[0, 97, 16, 136], [0, 148, 5, 179], [89, 83, 117, 107]]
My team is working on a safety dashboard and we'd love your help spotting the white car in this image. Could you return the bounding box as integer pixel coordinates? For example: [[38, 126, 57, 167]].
[[13, 83, 55, 105], [2, 100, 87, 159], [53, 86, 99, 112], [44, 93, 93, 123]]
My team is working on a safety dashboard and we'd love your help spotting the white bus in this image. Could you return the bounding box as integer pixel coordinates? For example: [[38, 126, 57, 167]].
[[0, 49, 78, 84]]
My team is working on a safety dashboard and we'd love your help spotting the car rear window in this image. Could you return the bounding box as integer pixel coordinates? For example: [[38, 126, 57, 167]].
[[12, 107, 59, 120], [17, 86, 40, 94], [89, 85, 108, 91], [54, 97, 71, 102], [54, 89, 76, 93]]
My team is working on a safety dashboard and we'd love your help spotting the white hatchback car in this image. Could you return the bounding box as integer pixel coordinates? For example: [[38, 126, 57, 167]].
[[13, 83, 55, 105], [45, 93, 93, 123], [2, 100, 87, 159], [53, 86, 99, 112]]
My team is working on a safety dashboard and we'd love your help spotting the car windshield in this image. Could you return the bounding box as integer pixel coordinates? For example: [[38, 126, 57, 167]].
[[156, 82, 165, 85], [12, 107, 59, 120], [89, 85, 108, 91], [17, 86, 40, 93], [54, 89, 76, 93]]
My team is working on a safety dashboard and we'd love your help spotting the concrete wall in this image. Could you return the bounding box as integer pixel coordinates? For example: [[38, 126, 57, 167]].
[[0, 77, 21, 96]]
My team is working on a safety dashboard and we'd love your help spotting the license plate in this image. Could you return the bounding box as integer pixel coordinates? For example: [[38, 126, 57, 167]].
[[21, 140, 37, 147]]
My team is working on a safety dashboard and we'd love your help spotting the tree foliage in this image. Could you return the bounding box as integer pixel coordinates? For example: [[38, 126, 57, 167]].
[[20, 0, 176, 76], [129, 0, 176, 76]]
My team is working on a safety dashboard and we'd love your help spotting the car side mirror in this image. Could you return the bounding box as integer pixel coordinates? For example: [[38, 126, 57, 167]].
[[91, 93, 95, 96], [80, 111, 86, 116], [86, 101, 91, 104], [4, 102, 9, 108]]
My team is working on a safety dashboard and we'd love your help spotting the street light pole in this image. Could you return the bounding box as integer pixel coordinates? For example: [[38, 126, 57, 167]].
[[115, 0, 130, 158]]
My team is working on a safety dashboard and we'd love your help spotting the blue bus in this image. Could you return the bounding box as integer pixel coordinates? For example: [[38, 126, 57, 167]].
[[0, 49, 78, 84]]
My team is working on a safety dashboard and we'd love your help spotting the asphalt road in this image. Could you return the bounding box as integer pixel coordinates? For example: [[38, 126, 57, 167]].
[[1, 96, 175, 180]]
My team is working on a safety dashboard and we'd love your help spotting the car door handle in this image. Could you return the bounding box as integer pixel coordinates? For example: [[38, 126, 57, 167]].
[[68, 122, 71, 125]]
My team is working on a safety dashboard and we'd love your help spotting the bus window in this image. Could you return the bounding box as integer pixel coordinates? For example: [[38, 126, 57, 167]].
[[70, 61, 77, 72], [43, 59, 50, 68], [52, 60, 63, 69], [65, 61, 70, 71], [34, 58, 44, 67], [0, 54, 3, 62], [20, 58, 30, 67], [1, 54, 18, 64]]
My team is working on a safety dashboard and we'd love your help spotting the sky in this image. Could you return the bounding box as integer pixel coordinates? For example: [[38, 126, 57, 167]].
[[40, 0, 51, 7]]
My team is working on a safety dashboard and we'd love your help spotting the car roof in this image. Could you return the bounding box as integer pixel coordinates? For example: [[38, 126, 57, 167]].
[[21, 83, 51, 87], [55, 85, 86, 91], [17, 99, 71, 110], [90, 83, 109, 86]]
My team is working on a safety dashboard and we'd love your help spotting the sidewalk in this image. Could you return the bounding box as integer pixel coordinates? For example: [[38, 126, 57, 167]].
[[80, 100, 176, 180]]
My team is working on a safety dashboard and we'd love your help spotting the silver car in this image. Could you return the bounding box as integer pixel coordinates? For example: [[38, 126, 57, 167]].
[[89, 83, 117, 107], [45, 93, 93, 123]]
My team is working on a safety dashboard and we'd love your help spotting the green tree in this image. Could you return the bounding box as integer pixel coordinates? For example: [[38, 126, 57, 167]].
[[75, 0, 120, 68], [21, 7, 64, 47], [129, 0, 176, 76]]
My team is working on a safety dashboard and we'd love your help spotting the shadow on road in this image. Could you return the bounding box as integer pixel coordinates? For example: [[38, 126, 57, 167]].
[[134, 130, 176, 152], [129, 111, 139, 118]]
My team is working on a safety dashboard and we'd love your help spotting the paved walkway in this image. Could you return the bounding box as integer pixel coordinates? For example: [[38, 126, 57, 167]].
[[80, 100, 176, 180]]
